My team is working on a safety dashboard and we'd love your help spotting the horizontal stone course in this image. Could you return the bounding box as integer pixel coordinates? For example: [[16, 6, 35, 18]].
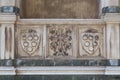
[[0, 60, 13, 66], [15, 59, 107, 66], [14, 59, 120, 66], [0, 59, 119, 66], [12, 75, 120, 80], [0, 75, 120, 80], [0, 76, 14, 80]]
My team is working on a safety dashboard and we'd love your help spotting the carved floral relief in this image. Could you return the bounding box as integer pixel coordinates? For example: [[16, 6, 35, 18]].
[[47, 25, 73, 58]]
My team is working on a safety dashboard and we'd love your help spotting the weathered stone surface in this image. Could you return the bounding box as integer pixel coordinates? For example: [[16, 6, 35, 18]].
[[20, 0, 99, 18], [44, 75, 73, 80], [0, 76, 14, 80], [15, 75, 120, 80], [15, 59, 107, 66], [0, 60, 13, 66], [15, 59, 44, 66], [72, 60, 106, 66], [16, 75, 43, 80], [102, 6, 120, 13], [0, 6, 19, 14]]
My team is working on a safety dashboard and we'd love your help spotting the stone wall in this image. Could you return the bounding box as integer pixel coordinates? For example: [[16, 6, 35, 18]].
[[20, 0, 100, 18]]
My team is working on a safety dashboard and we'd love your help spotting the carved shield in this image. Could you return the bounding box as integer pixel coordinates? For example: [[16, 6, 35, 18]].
[[81, 32, 101, 55], [20, 29, 40, 56]]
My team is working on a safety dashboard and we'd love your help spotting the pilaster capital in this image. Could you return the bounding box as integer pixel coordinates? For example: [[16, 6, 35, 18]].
[[0, 15, 16, 24], [103, 13, 120, 23]]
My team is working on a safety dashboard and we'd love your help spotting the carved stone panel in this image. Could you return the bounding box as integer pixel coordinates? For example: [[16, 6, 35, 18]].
[[16, 25, 43, 58], [47, 25, 74, 59], [79, 26, 105, 58]]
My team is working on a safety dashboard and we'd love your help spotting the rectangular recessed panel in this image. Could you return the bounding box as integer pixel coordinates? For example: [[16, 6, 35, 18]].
[[20, 0, 100, 19], [46, 24, 75, 59], [79, 25, 106, 59], [16, 25, 43, 58]]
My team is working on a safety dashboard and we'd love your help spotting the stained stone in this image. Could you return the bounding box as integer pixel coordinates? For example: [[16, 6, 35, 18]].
[[14, 59, 120, 66], [0, 6, 20, 14], [44, 59, 55, 66], [0, 60, 4, 66], [107, 76, 120, 80], [72, 60, 106, 66], [14, 59, 110, 66], [0, 60, 13, 66], [53, 59, 73, 66], [15, 75, 120, 80], [15, 59, 44, 66], [102, 6, 120, 13], [107, 60, 119, 66], [0, 76, 14, 80], [44, 75, 73, 80], [73, 75, 106, 80], [16, 75, 43, 80]]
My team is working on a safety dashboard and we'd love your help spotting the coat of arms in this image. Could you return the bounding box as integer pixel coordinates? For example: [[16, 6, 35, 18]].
[[81, 29, 102, 55], [20, 29, 40, 56]]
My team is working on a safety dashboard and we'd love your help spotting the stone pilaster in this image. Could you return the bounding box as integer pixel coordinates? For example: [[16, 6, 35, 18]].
[[0, 1, 17, 78], [0, 0, 18, 60], [102, 0, 120, 59], [0, 15, 16, 60]]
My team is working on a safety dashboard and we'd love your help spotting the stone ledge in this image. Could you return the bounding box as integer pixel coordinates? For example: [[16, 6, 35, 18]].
[[0, 15, 16, 23], [0, 67, 15, 75], [15, 66, 120, 75], [16, 66, 106, 75], [103, 13, 120, 23], [17, 19, 105, 25]]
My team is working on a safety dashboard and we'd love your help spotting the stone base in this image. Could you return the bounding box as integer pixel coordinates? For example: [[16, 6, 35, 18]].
[[0, 76, 14, 80], [102, 6, 120, 13]]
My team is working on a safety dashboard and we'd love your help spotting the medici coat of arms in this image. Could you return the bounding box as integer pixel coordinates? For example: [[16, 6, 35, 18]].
[[20, 29, 40, 56]]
